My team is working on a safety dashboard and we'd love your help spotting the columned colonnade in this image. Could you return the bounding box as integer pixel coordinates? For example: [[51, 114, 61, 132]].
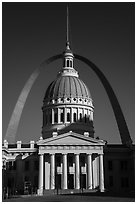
[[38, 152, 104, 195]]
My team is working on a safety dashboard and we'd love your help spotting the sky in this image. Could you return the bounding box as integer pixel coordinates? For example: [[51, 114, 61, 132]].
[[2, 2, 135, 144]]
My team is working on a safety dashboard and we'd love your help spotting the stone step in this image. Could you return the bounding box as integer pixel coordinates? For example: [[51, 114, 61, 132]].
[[43, 188, 98, 195]]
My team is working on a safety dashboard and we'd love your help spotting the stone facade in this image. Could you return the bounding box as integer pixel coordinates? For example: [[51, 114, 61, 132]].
[[2, 139, 134, 196], [2, 34, 134, 198]]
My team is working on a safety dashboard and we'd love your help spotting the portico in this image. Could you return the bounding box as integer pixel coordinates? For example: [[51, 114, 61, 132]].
[[37, 131, 105, 195]]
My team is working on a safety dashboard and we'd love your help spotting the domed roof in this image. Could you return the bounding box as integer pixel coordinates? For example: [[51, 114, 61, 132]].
[[44, 43, 92, 104], [44, 75, 92, 101]]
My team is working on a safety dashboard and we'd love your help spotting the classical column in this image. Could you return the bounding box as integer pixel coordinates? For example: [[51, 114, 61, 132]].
[[52, 109, 54, 124], [99, 153, 105, 192], [64, 108, 66, 123], [38, 153, 44, 195], [71, 108, 73, 123], [87, 154, 93, 189], [50, 154, 55, 189], [75, 154, 80, 189], [63, 154, 68, 189]]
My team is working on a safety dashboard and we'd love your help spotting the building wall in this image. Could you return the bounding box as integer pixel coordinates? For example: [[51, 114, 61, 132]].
[[2, 143, 135, 196], [104, 145, 135, 193]]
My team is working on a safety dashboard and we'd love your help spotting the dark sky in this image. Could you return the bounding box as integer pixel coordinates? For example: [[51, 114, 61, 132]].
[[2, 2, 135, 144]]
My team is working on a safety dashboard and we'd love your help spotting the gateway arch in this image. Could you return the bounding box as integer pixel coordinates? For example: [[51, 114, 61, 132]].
[[4, 54, 132, 147]]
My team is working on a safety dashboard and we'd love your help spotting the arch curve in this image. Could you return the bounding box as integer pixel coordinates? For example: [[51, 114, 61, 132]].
[[5, 53, 132, 147]]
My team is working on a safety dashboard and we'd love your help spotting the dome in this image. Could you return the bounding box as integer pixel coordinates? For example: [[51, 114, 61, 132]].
[[44, 75, 92, 103], [42, 43, 94, 139]]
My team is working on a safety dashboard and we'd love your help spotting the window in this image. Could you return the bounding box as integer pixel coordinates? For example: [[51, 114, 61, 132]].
[[25, 161, 29, 171], [121, 177, 129, 188], [80, 113, 82, 122], [54, 109, 58, 123], [108, 160, 113, 171], [85, 114, 87, 123], [34, 161, 39, 171], [109, 176, 113, 187], [120, 160, 128, 171], [67, 60, 69, 67], [61, 111, 64, 122], [73, 113, 77, 122], [70, 60, 72, 67], [67, 112, 70, 122]]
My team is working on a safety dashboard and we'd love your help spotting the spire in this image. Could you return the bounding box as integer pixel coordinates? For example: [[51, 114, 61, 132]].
[[66, 5, 70, 49]]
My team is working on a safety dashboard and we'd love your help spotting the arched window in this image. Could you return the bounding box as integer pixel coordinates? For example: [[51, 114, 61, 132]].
[[67, 112, 70, 122], [54, 109, 58, 123], [60, 110, 64, 122], [73, 113, 77, 122], [70, 60, 72, 67], [85, 114, 87, 123], [80, 113, 82, 122], [67, 60, 69, 67]]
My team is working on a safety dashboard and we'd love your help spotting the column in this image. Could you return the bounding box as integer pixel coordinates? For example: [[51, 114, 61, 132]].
[[71, 107, 73, 123], [38, 153, 44, 195], [58, 108, 60, 123], [63, 154, 68, 189], [75, 154, 80, 189], [50, 154, 55, 189], [52, 109, 54, 124], [99, 153, 105, 192], [64, 108, 66, 123], [87, 154, 93, 189]]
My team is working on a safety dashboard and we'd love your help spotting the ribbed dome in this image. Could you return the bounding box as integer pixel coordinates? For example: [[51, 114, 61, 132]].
[[44, 76, 92, 101]]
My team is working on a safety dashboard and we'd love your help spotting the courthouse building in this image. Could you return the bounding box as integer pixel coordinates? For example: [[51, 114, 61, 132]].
[[2, 41, 134, 196]]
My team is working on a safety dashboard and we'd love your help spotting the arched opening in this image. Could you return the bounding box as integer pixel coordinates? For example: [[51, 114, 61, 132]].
[[67, 112, 70, 122], [80, 113, 82, 122], [85, 114, 87, 123], [73, 113, 77, 122], [67, 60, 69, 67], [54, 109, 58, 123], [70, 60, 72, 67], [61, 111, 64, 122]]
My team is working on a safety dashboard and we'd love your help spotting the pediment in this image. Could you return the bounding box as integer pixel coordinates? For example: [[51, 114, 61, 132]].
[[37, 132, 105, 146]]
